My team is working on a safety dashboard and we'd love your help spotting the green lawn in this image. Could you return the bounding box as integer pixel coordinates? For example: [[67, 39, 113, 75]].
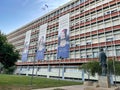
[[0, 74, 82, 90]]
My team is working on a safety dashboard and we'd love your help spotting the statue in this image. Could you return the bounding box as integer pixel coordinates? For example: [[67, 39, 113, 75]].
[[99, 48, 107, 76]]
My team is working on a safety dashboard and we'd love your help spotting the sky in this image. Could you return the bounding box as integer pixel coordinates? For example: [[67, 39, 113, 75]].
[[0, 0, 71, 34]]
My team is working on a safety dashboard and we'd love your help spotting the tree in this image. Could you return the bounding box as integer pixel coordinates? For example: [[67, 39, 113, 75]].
[[0, 31, 20, 73]]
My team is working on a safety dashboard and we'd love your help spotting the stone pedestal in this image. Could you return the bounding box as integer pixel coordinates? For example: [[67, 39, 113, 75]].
[[98, 76, 111, 88], [84, 76, 119, 90]]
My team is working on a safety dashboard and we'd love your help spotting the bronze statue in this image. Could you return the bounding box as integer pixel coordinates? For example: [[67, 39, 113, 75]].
[[99, 48, 107, 76]]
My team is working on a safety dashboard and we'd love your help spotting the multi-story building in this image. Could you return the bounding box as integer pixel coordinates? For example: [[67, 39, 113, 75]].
[[7, 0, 120, 81]]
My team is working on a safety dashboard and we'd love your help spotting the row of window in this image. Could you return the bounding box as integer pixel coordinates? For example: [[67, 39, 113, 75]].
[[35, 0, 109, 23], [46, 19, 120, 43], [8, 1, 120, 55], [18, 66, 80, 73], [8, 0, 117, 39], [12, 27, 120, 51], [16, 29, 120, 55], [26, 46, 120, 62], [35, 0, 87, 22], [8, 1, 120, 43]]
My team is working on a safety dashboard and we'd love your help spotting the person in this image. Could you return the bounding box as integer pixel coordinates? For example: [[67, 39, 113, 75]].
[[57, 29, 69, 59], [36, 36, 45, 60], [99, 48, 107, 76], [38, 36, 45, 51], [59, 29, 68, 47], [23, 41, 29, 53]]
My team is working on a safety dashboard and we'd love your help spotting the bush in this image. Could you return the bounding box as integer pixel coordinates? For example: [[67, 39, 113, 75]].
[[3, 66, 16, 74], [80, 60, 120, 76]]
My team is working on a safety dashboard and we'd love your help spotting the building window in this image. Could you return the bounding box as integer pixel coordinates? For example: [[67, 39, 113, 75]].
[[54, 54, 57, 59], [85, 26, 91, 32], [81, 51, 86, 58], [98, 23, 104, 29], [86, 40, 92, 45], [80, 40, 86, 45], [80, 0, 85, 3], [93, 52, 98, 58], [106, 38, 113, 42], [80, 29, 85, 34], [20, 66, 22, 71], [38, 67, 41, 71], [114, 34, 120, 40], [107, 50, 113, 56], [75, 39, 80, 45], [112, 19, 119, 26], [99, 36, 106, 42], [105, 21, 111, 28], [116, 49, 120, 56], [93, 38, 98, 44], [91, 25, 97, 31], [75, 51, 80, 58], [106, 37, 113, 42], [111, 9, 117, 13], [70, 52, 75, 58]]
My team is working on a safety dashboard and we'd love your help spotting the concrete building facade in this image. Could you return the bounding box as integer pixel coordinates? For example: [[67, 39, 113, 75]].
[[7, 0, 120, 81]]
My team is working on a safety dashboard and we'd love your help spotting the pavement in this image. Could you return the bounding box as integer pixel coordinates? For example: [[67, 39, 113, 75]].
[[33, 84, 120, 90], [33, 85, 85, 90]]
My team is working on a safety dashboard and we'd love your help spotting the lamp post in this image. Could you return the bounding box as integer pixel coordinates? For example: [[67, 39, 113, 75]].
[[58, 57, 63, 80], [30, 49, 37, 86]]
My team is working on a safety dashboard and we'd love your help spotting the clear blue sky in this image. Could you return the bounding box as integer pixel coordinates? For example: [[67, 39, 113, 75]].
[[0, 0, 71, 34]]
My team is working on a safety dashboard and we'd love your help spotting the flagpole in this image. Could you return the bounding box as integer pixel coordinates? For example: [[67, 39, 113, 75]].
[[30, 43, 37, 87]]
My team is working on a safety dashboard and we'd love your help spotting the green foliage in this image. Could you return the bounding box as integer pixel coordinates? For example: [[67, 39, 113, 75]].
[[0, 31, 7, 47], [80, 61, 101, 76], [0, 31, 20, 73], [106, 60, 120, 75], [80, 60, 120, 76], [3, 66, 16, 74]]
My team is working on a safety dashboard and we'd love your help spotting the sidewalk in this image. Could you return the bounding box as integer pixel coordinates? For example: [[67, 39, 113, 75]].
[[33, 84, 120, 90], [33, 85, 85, 90]]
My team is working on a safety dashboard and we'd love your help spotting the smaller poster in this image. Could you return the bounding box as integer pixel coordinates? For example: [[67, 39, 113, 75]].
[[36, 23, 47, 61], [21, 30, 31, 62]]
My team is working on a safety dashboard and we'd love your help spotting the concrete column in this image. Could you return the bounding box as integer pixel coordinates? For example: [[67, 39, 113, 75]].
[[82, 69, 85, 81], [62, 65, 65, 80], [47, 65, 50, 78]]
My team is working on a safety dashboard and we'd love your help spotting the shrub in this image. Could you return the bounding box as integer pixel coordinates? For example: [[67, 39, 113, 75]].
[[80, 60, 120, 76]]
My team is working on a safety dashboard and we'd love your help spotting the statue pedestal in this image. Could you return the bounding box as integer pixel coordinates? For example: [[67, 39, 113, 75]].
[[98, 76, 111, 88], [84, 76, 119, 90]]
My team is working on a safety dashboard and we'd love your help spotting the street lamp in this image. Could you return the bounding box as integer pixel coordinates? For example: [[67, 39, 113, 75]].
[[58, 57, 63, 80], [30, 49, 37, 86]]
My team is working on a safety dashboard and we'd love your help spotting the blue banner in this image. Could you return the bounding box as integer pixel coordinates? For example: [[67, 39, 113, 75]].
[[36, 36, 45, 60], [57, 29, 70, 59], [21, 53, 28, 62], [57, 14, 70, 59], [22, 30, 31, 62], [36, 24, 47, 61]]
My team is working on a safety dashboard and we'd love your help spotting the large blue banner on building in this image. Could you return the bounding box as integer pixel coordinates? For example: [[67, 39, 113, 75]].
[[36, 24, 47, 61], [57, 14, 70, 59], [22, 30, 31, 62]]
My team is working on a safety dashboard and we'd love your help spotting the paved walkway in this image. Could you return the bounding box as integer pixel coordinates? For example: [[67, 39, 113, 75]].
[[33, 85, 85, 90], [33, 84, 120, 90]]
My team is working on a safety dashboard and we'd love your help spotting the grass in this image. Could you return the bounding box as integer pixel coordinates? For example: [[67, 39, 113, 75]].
[[0, 74, 82, 90]]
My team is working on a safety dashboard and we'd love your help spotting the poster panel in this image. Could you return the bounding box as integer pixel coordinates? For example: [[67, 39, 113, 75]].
[[57, 14, 70, 59], [22, 30, 31, 62], [36, 23, 47, 60]]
